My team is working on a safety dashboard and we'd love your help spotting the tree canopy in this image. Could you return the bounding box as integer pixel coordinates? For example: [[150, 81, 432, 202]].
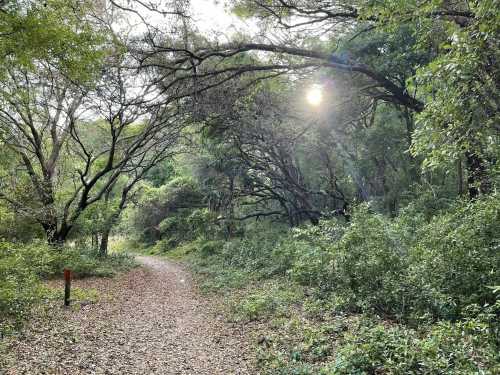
[[0, 1, 499, 372]]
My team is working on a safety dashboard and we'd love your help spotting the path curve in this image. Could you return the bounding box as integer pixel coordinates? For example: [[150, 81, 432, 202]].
[[2, 256, 253, 374]]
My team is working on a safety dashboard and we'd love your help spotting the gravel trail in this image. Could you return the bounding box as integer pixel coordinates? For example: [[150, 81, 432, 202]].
[[2, 256, 254, 374]]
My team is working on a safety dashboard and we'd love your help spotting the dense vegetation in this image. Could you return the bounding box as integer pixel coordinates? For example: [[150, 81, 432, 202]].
[[1, 0, 499, 373]]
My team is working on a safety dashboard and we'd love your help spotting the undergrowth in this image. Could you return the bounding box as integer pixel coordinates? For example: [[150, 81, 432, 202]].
[[0, 241, 136, 335], [156, 195, 500, 374]]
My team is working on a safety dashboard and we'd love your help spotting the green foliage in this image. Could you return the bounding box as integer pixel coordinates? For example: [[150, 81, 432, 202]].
[[128, 177, 206, 244], [0, 241, 51, 330], [199, 267, 251, 292], [144, 160, 176, 187], [407, 196, 500, 319], [0, 204, 43, 242], [1, 1, 498, 372], [314, 206, 409, 315], [186, 239, 253, 291], [329, 311, 499, 375], [61, 248, 137, 278], [233, 284, 302, 321], [216, 222, 293, 278], [254, 307, 499, 375], [409, 0, 499, 169], [0, 0, 107, 82], [182, 194, 500, 374], [399, 184, 456, 220], [186, 194, 500, 322], [162, 239, 203, 260], [0, 241, 136, 334], [288, 197, 500, 321], [198, 239, 223, 257]]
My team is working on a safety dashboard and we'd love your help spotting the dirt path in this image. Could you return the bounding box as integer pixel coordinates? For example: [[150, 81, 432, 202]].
[[2, 256, 254, 374]]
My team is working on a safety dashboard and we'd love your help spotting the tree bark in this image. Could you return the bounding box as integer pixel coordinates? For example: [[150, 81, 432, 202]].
[[92, 232, 99, 250], [42, 219, 70, 247], [457, 157, 464, 196], [465, 151, 491, 199], [99, 227, 111, 257], [43, 221, 59, 246], [402, 108, 420, 183]]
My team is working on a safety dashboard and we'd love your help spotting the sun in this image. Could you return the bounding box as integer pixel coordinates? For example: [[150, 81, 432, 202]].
[[306, 85, 323, 106]]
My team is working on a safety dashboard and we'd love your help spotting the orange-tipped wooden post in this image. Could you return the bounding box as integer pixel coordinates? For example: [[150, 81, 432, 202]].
[[64, 269, 71, 306]]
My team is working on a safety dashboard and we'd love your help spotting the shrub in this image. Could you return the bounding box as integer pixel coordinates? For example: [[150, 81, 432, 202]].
[[199, 240, 223, 257], [61, 247, 137, 278], [151, 238, 177, 254], [288, 243, 333, 293], [319, 205, 409, 316], [329, 310, 500, 374], [128, 177, 205, 243], [218, 223, 293, 278], [199, 268, 251, 292], [407, 196, 500, 319], [291, 197, 500, 321], [184, 196, 500, 374], [187, 208, 220, 239], [233, 284, 302, 321], [0, 241, 136, 334], [0, 205, 43, 242], [0, 241, 55, 332]]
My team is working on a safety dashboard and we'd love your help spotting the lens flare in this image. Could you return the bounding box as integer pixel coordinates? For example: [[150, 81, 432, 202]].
[[306, 85, 323, 106]]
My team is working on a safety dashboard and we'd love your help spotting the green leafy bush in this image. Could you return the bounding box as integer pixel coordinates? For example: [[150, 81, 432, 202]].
[[288, 243, 333, 293], [233, 284, 302, 321], [292, 205, 410, 316], [218, 223, 293, 278], [407, 196, 500, 319], [199, 240, 224, 257], [0, 241, 51, 331], [329, 310, 499, 375], [185, 195, 500, 374], [291, 197, 500, 321], [128, 177, 205, 244], [61, 248, 137, 278], [151, 238, 178, 254], [0, 241, 136, 333]]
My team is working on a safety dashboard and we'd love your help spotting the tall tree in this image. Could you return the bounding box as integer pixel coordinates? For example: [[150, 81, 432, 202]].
[[0, 57, 186, 245], [136, 0, 498, 198]]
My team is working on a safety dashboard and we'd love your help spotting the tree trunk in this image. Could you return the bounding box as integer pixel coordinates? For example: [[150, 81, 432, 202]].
[[402, 108, 420, 182], [42, 220, 68, 247], [343, 202, 351, 222], [99, 227, 111, 257], [457, 157, 464, 196], [309, 215, 319, 225], [98, 205, 125, 257], [465, 151, 491, 199], [226, 176, 236, 238], [92, 232, 99, 250], [43, 221, 58, 245]]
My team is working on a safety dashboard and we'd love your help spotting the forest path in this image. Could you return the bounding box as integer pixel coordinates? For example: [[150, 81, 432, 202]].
[[2, 256, 253, 374]]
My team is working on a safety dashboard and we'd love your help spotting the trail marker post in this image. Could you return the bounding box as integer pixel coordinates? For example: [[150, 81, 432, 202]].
[[64, 269, 71, 307]]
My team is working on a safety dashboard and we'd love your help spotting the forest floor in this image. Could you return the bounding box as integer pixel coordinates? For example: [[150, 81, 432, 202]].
[[1, 256, 255, 374]]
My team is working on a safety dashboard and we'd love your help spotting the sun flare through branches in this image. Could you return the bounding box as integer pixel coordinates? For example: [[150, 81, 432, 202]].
[[306, 85, 323, 106]]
